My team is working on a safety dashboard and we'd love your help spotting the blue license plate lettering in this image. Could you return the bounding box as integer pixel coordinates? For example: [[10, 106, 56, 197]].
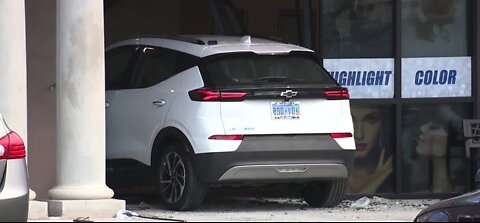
[[271, 102, 300, 120]]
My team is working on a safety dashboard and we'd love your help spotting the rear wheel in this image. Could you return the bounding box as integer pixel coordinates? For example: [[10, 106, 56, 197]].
[[157, 143, 206, 211], [301, 179, 347, 208]]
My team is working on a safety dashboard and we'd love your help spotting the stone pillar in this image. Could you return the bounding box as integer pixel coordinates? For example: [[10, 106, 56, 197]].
[[48, 0, 124, 218]]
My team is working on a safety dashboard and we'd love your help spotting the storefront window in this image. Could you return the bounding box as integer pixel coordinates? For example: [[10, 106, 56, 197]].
[[401, 104, 471, 193], [402, 0, 469, 57], [320, 0, 394, 100], [321, 0, 393, 59], [350, 104, 395, 194], [401, 0, 471, 98]]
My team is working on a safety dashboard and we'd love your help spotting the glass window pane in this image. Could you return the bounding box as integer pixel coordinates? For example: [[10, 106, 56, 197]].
[[105, 46, 138, 90], [134, 48, 178, 89], [350, 104, 395, 193], [401, 104, 472, 193], [200, 54, 336, 88], [402, 0, 469, 57], [321, 0, 393, 59]]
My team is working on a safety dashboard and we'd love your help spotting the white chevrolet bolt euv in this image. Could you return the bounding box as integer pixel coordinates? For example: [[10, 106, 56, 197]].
[[105, 35, 355, 211]]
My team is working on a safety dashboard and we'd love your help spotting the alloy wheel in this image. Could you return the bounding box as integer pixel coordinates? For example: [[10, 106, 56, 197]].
[[159, 152, 186, 203]]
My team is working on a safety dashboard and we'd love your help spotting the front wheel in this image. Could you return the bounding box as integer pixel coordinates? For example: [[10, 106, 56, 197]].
[[301, 179, 347, 208], [157, 143, 206, 211]]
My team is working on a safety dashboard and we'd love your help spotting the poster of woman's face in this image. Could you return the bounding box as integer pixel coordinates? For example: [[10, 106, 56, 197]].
[[353, 107, 382, 159], [349, 105, 394, 194]]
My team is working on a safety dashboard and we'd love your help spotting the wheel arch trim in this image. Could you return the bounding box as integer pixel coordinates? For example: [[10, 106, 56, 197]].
[[151, 126, 195, 168]]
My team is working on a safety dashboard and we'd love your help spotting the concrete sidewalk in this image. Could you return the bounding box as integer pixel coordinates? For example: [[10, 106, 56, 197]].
[[29, 210, 421, 222], [29, 188, 436, 222], [28, 211, 180, 222], [29, 218, 161, 222]]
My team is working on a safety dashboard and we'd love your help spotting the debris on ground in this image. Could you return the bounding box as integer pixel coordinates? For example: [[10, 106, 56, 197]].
[[116, 210, 186, 222], [372, 196, 390, 205], [351, 197, 371, 209], [347, 196, 433, 211], [126, 197, 439, 222], [73, 217, 94, 222], [116, 210, 140, 219]]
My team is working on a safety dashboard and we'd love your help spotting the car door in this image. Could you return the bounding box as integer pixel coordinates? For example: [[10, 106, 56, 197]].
[[105, 45, 141, 160], [106, 46, 182, 164]]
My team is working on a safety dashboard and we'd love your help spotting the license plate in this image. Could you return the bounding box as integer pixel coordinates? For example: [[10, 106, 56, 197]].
[[271, 102, 301, 120]]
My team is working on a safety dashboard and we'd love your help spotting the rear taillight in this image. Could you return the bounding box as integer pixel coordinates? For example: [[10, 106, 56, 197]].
[[324, 88, 349, 100], [189, 89, 247, 102], [208, 135, 244, 140], [0, 132, 26, 160], [330, 133, 353, 139]]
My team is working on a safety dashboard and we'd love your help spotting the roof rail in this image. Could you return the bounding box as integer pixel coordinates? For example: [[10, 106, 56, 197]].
[[124, 35, 206, 45]]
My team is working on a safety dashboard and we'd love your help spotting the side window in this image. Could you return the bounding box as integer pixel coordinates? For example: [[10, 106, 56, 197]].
[[133, 47, 178, 89], [133, 47, 200, 89], [105, 46, 138, 90]]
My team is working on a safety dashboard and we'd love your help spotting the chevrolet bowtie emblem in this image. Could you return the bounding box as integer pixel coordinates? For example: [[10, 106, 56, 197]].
[[280, 90, 298, 98]]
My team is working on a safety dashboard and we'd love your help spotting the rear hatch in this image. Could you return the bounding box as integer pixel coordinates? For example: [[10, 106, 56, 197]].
[[197, 52, 353, 136]]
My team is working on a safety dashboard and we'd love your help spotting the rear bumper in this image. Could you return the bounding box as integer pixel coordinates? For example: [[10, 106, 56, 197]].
[[0, 159, 29, 222], [192, 135, 355, 184], [218, 163, 348, 182]]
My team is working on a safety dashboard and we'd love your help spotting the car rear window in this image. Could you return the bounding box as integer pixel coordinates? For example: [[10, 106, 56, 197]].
[[199, 53, 337, 88]]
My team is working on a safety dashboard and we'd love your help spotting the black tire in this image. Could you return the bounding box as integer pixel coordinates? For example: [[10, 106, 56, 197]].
[[301, 179, 347, 208], [157, 142, 206, 211]]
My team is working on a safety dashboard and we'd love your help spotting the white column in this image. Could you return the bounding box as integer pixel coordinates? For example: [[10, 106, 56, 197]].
[[48, 0, 124, 218], [0, 0, 33, 199]]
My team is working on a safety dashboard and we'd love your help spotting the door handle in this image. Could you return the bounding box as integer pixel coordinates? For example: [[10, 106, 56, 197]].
[[153, 100, 166, 107], [105, 102, 110, 108]]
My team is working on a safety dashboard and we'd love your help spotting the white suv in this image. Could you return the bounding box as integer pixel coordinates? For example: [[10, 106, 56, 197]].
[[105, 36, 355, 211]]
